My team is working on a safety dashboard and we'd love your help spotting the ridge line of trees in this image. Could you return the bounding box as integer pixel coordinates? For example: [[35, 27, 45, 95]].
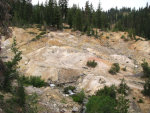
[[6, 0, 150, 39]]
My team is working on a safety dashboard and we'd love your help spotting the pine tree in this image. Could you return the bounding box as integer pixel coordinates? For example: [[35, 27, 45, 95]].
[[55, 5, 62, 29], [96, 2, 102, 29], [67, 8, 73, 28], [3, 37, 22, 91], [74, 9, 83, 31], [117, 79, 130, 113], [58, 0, 68, 21]]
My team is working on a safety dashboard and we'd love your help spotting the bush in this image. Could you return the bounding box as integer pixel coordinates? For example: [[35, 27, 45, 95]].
[[86, 85, 129, 113], [72, 90, 85, 104], [142, 79, 150, 97], [109, 63, 120, 75], [86, 96, 117, 113], [19, 76, 47, 88], [39, 31, 46, 35], [137, 99, 144, 103], [31, 31, 46, 41], [36, 24, 42, 28], [106, 36, 110, 39], [64, 86, 76, 94], [121, 35, 125, 39], [87, 60, 97, 68], [28, 32, 37, 35], [141, 60, 150, 78], [96, 85, 117, 99], [118, 79, 129, 96]]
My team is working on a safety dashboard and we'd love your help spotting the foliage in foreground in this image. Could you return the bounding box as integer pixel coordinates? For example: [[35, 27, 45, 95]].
[[109, 63, 120, 75], [0, 92, 38, 113], [19, 76, 47, 88], [86, 79, 129, 113], [86, 95, 117, 113], [0, 38, 38, 112], [1, 38, 22, 91]]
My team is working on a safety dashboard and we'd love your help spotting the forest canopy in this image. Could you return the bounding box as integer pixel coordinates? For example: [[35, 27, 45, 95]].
[[6, 0, 150, 39]]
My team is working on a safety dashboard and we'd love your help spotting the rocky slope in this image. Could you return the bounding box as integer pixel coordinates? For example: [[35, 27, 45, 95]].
[[1, 26, 150, 113]]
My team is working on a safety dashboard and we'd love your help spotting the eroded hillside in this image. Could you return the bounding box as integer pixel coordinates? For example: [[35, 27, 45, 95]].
[[1, 27, 150, 113]]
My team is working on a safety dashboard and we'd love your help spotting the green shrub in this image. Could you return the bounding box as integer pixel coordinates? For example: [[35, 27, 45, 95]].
[[142, 79, 150, 97], [109, 63, 120, 75], [106, 36, 110, 39], [28, 32, 37, 35], [86, 85, 129, 113], [137, 99, 144, 103], [72, 90, 85, 104], [133, 97, 136, 100], [86, 96, 117, 113], [124, 38, 129, 42], [141, 60, 150, 78], [64, 86, 76, 94], [121, 35, 125, 39], [118, 79, 129, 96], [31, 35, 41, 41], [96, 85, 117, 99], [87, 60, 97, 68], [36, 24, 42, 28], [19, 76, 47, 87], [39, 31, 46, 35], [31, 31, 46, 41]]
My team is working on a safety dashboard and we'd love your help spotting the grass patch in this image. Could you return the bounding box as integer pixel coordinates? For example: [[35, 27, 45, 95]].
[[19, 76, 47, 88], [87, 60, 97, 68]]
